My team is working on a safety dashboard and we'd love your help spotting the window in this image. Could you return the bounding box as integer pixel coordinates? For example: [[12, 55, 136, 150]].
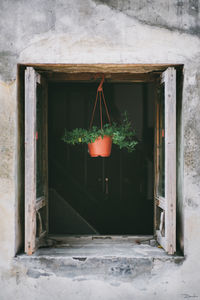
[[23, 65, 177, 255]]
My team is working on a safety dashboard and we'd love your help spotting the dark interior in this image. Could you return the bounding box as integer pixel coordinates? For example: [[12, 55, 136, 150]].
[[48, 81, 155, 235]]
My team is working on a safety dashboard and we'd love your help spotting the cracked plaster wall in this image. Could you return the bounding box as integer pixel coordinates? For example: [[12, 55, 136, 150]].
[[0, 0, 200, 299]]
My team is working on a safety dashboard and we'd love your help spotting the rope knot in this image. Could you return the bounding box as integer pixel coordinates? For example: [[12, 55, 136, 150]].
[[97, 86, 103, 92]]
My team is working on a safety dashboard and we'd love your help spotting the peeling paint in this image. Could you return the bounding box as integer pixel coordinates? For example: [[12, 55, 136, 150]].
[[27, 269, 52, 279]]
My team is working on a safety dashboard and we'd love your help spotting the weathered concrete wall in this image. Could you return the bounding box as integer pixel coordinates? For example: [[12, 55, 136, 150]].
[[0, 0, 200, 299], [94, 0, 200, 36], [0, 81, 16, 267]]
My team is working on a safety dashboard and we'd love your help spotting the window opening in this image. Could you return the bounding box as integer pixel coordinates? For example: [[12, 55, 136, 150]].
[[48, 81, 155, 236]]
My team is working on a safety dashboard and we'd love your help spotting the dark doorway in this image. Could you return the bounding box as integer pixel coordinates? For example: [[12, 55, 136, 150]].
[[48, 81, 155, 235]]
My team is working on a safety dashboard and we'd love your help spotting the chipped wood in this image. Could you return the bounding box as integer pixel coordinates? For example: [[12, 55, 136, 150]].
[[36, 196, 46, 211], [155, 196, 165, 210]]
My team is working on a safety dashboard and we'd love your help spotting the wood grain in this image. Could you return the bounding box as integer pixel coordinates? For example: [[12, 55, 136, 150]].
[[154, 67, 176, 254], [20, 63, 183, 74], [25, 68, 49, 254], [25, 67, 37, 255], [163, 67, 176, 255]]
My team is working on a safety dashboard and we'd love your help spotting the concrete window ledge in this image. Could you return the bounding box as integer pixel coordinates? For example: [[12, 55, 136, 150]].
[[14, 236, 184, 280]]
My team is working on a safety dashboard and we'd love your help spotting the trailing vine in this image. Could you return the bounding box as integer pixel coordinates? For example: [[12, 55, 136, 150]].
[[62, 112, 138, 152]]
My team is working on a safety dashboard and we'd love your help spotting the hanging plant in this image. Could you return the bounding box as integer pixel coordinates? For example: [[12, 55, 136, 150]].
[[62, 114, 138, 156], [62, 75, 138, 157]]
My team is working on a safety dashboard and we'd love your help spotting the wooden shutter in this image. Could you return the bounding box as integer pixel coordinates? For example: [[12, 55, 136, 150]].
[[25, 67, 48, 255], [154, 67, 176, 254]]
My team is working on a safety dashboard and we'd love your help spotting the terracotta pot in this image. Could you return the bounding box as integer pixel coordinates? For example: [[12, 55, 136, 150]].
[[88, 135, 112, 157]]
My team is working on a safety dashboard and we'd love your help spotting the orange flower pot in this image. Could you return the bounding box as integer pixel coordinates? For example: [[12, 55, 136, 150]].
[[88, 135, 112, 157]]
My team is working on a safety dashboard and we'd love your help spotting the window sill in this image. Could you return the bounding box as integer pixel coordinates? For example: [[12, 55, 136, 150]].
[[14, 235, 184, 280]]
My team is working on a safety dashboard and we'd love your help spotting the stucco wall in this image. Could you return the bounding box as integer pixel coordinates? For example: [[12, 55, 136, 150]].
[[0, 0, 200, 299]]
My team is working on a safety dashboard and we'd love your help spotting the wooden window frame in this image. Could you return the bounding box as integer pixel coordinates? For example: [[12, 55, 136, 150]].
[[25, 67, 48, 255], [23, 64, 177, 255], [154, 68, 176, 254]]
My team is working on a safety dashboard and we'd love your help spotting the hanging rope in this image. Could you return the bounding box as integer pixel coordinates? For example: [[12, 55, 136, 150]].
[[89, 74, 111, 129]]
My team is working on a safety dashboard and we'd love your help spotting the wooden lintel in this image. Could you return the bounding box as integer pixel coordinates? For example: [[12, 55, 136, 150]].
[[19, 63, 183, 75]]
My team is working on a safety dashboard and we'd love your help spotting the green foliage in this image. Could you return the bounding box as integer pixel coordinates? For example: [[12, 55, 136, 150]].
[[62, 112, 138, 152]]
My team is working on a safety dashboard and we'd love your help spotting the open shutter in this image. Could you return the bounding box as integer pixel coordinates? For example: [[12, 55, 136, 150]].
[[154, 67, 176, 254], [25, 67, 48, 255]]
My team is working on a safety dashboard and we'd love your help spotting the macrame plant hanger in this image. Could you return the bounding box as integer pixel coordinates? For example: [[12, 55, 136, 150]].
[[89, 74, 111, 129]]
